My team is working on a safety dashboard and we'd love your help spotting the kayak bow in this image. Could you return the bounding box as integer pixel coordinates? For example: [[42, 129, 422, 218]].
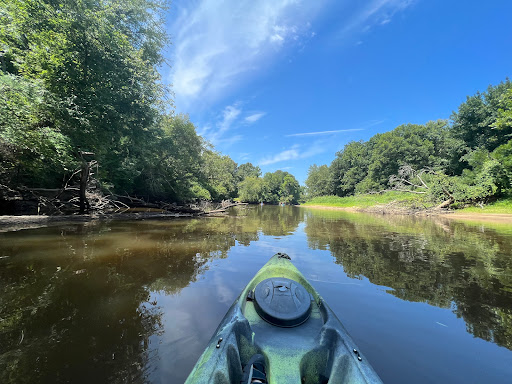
[[185, 253, 383, 384]]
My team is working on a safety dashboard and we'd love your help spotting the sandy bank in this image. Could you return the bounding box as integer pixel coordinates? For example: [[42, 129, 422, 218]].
[[299, 204, 512, 223], [442, 212, 512, 224]]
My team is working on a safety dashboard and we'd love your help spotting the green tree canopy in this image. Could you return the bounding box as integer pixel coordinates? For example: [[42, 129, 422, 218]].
[[201, 150, 238, 201], [451, 80, 512, 153], [236, 162, 261, 181], [305, 164, 331, 198]]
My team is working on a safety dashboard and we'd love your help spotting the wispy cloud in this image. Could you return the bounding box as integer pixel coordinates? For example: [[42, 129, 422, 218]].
[[286, 120, 384, 137], [169, 0, 325, 111], [245, 112, 266, 124], [259, 141, 327, 165], [198, 104, 241, 146], [339, 0, 415, 38], [260, 146, 300, 166], [238, 152, 250, 161], [168, 1, 415, 111], [286, 128, 363, 137]]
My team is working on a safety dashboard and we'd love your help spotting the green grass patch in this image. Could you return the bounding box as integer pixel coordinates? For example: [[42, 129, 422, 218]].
[[455, 197, 512, 214], [302, 191, 427, 208]]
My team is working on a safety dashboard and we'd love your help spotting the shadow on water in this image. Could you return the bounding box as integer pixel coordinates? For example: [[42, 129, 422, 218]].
[[1, 206, 511, 382]]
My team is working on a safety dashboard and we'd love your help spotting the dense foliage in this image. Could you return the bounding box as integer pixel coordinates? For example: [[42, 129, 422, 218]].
[[306, 80, 512, 207], [238, 170, 301, 204], [0, 0, 300, 205]]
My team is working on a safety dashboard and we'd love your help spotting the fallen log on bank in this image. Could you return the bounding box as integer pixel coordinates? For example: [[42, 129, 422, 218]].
[[0, 183, 253, 217], [201, 201, 249, 215]]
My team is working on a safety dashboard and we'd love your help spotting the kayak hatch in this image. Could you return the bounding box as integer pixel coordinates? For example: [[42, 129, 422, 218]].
[[185, 253, 383, 384]]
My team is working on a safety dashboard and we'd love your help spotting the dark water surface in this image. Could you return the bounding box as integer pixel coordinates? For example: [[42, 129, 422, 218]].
[[1, 206, 512, 383]]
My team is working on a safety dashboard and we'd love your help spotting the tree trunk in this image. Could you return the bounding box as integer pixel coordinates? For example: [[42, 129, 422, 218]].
[[436, 198, 453, 209], [79, 158, 90, 214]]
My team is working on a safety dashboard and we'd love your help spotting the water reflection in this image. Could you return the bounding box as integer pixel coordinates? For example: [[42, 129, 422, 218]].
[[0, 220, 233, 383], [304, 210, 512, 350], [1, 207, 512, 383], [0, 207, 302, 382]]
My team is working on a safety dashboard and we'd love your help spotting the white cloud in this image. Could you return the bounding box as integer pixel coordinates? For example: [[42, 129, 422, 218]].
[[199, 104, 241, 146], [260, 147, 300, 165], [259, 141, 327, 165], [286, 120, 384, 137], [338, 0, 415, 38], [245, 112, 266, 124], [169, 0, 325, 111], [168, 0, 416, 111], [270, 34, 285, 44], [286, 128, 364, 137]]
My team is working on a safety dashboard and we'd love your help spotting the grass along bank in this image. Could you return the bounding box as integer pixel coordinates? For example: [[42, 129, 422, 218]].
[[454, 197, 512, 214], [301, 192, 512, 216], [302, 192, 429, 211]]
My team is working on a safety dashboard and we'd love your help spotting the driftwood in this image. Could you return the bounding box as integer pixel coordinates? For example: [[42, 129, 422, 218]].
[[1, 181, 250, 217], [202, 201, 249, 215], [113, 194, 159, 208], [436, 198, 454, 209]]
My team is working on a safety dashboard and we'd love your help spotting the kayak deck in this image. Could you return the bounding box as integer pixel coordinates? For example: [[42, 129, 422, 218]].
[[185, 253, 382, 384]]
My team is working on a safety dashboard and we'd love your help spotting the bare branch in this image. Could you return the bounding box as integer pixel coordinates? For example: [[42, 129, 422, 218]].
[[392, 189, 427, 194]]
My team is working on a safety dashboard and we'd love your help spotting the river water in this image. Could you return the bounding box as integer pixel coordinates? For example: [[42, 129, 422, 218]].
[[1, 206, 512, 383]]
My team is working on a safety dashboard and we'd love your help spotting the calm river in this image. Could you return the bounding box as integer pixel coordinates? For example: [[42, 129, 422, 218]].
[[1, 206, 512, 383]]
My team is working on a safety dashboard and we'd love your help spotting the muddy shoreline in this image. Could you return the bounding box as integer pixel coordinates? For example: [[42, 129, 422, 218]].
[[2, 204, 511, 232], [0, 212, 202, 232]]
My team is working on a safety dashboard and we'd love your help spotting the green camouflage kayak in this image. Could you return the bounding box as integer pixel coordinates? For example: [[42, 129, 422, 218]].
[[185, 253, 383, 384]]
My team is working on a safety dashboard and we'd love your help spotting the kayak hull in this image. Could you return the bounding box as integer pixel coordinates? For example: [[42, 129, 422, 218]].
[[185, 253, 383, 384]]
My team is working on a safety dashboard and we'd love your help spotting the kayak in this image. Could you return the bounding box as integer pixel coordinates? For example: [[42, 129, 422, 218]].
[[185, 253, 383, 384]]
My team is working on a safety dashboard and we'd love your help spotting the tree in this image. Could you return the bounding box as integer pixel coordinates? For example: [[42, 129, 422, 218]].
[[329, 123, 447, 195], [1, 0, 169, 194], [492, 140, 512, 192], [280, 173, 301, 204], [0, 73, 73, 187], [367, 123, 452, 190], [259, 171, 301, 204], [390, 161, 504, 208], [451, 80, 512, 153], [238, 177, 265, 203], [305, 164, 331, 198], [201, 151, 238, 201], [493, 88, 512, 131], [134, 114, 204, 201], [236, 163, 261, 181], [329, 141, 370, 196]]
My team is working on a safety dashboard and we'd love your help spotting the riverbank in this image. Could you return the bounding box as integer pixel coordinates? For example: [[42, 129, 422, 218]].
[[0, 212, 202, 232], [301, 204, 512, 223], [300, 192, 512, 223]]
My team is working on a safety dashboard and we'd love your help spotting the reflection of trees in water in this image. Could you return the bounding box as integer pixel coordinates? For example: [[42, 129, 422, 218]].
[[0, 216, 265, 383], [0, 247, 163, 383], [304, 211, 512, 350], [238, 205, 303, 236], [0, 207, 303, 382]]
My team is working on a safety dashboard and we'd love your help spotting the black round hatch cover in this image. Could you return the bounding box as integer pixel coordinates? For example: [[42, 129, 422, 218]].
[[253, 277, 311, 327]]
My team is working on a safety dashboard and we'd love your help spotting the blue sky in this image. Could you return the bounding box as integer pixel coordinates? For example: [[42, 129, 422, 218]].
[[164, 0, 512, 184]]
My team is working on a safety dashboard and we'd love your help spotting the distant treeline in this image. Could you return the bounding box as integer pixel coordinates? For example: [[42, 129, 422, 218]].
[[306, 80, 512, 206], [0, 0, 301, 205]]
